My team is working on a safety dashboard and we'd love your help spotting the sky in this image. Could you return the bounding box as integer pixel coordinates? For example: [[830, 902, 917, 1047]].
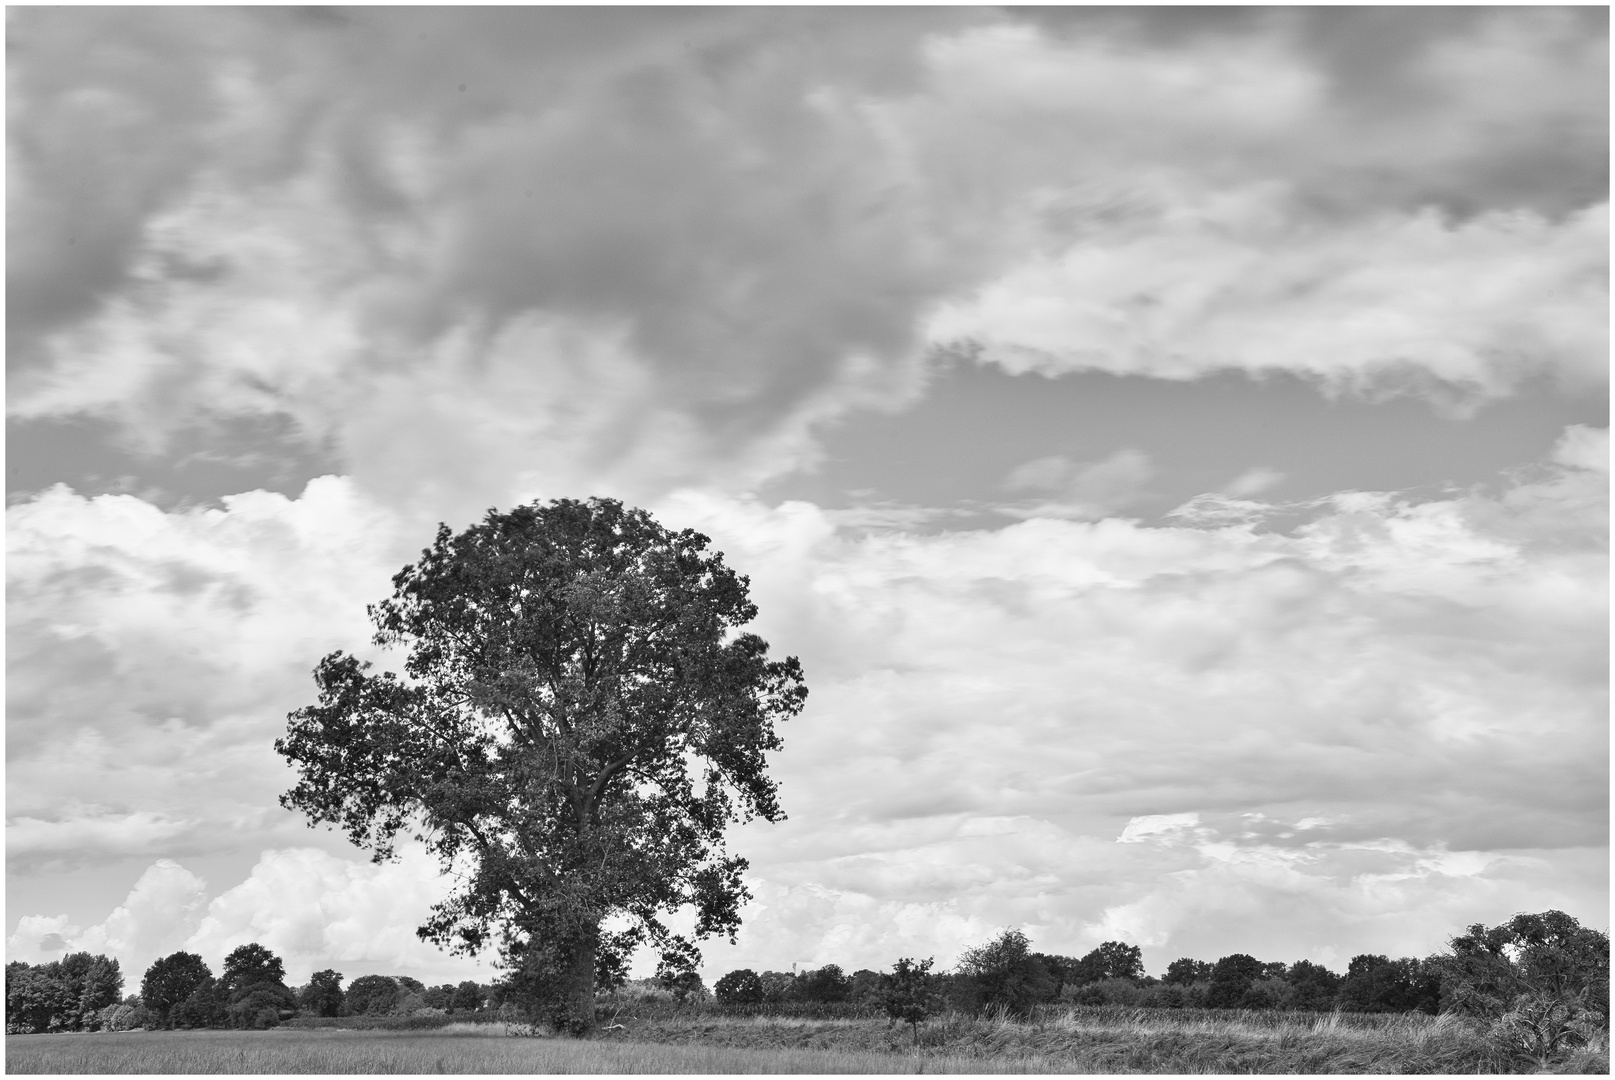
[[6, 6, 1608, 990]]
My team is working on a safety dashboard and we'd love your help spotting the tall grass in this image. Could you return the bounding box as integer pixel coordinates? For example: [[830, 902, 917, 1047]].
[[10, 1005, 1606, 1073], [4, 1028, 1052, 1074]]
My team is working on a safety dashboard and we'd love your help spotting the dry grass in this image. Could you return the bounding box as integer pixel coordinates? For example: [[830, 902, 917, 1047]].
[[9, 1007, 1607, 1074]]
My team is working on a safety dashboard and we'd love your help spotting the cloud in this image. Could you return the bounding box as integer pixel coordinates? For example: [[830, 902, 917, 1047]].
[[7, 9, 1605, 514], [5, 477, 412, 871], [1222, 467, 1286, 498], [926, 200, 1607, 411], [4, 849, 492, 986], [6, 859, 208, 972], [1001, 449, 1157, 520], [658, 441, 1606, 968], [7, 431, 1602, 980], [185, 847, 490, 985], [1553, 424, 1609, 473]]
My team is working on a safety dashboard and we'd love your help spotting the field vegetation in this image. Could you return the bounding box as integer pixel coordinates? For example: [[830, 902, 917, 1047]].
[[9, 1006, 1609, 1074], [8, 910, 1606, 1072]]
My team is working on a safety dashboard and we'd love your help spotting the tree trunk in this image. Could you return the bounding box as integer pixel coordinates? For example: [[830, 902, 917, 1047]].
[[559, 921, 599, 1036]]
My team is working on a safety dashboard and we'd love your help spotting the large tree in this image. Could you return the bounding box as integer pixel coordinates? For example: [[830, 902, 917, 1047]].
[[276, 497, 807, 1033]]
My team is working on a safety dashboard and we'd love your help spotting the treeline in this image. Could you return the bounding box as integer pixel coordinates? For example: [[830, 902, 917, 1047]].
[[7, 909, 1606, 1036], [703, 936, 1438, 1015], [701, 910, 1608, 1028], [4, 943, 511, 1035]]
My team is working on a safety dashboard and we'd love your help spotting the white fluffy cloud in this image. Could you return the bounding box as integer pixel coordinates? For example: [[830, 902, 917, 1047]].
[[657, 432, 1606, 970], [5, 477, 412, 870], [6, 849, 490, 986], [6, 430, 1604, 979]]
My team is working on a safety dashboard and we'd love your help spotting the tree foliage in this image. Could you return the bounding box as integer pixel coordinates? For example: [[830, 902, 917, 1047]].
[[345, 974, 401, 1016], [277, 498, 806, 1033], [141, 952, 213, 1029], [713, 968, 765, 1005], [300, 969, 346, 1017], [879, 957, 940, 1043], [955, 929, 1056, 1017], [221, 943, 289, 1002]]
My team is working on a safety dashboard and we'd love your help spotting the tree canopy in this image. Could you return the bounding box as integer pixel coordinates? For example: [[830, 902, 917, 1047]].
[[276, 497, 807, 1032]]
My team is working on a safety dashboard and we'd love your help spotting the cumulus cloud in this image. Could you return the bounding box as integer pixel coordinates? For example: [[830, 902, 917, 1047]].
[[7, 431, 1603, 979], [657, 439, 1606, 969], [5, 477, 411, 871], [4, 849, 489, 985]]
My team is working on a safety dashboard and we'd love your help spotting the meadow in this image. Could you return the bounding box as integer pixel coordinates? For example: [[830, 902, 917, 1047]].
[[9, 1005, 1607, 1074]]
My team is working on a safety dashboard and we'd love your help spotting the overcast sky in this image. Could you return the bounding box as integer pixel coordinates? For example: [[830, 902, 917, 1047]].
[[7, 7, 1608, 989]]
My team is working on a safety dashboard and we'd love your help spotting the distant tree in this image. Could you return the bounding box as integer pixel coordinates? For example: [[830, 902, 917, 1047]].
[[1162, 958, 1212, 986], [955, 929, 1057, 1017], [1206, 954, 1264, 1009], [657, 968, 706, 1005], [713, 968, 766, 1005], [422, 984, 452, 1010], [1337, 954, 1437, 1014], [1286, 960, 1341, 1012], [221, 944, 288, 1002], [848, 968, 884, 1004], [880, 957, 941, 1045], [77, 956, 124, 1024], [300, 969, 346, 1017], [227, 982, 296, 1029], [6, 962, 76, 1034], [1072, 942, 1144, 984], [795, 964, 850, 1004], [758, 971, 796, 1004], [141, 952, 213, 1029], [396, 975, 426, 995], [451, 980, 484, 1012], [173, 976, 228, 1029], [276, 498, 808, 1035], [345, 974, 401, 1016]]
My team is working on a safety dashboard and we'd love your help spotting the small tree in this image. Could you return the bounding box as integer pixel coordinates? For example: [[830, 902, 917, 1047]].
[[277, 498, 808, 1035], [141, 952, 213, 1029], [880, 957, 940, 1045]]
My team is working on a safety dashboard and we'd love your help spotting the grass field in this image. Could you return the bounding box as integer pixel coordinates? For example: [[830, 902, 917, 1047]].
[[8, 1007, 1609, 1074]]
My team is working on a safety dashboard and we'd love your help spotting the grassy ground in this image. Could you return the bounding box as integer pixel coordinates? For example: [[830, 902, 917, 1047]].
[[4, 1027, 1047, 1074], [8, 1007, 1609, 1073]]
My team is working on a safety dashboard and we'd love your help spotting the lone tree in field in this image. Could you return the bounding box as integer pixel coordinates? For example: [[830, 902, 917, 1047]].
[[276, 497, 807, 1034]]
